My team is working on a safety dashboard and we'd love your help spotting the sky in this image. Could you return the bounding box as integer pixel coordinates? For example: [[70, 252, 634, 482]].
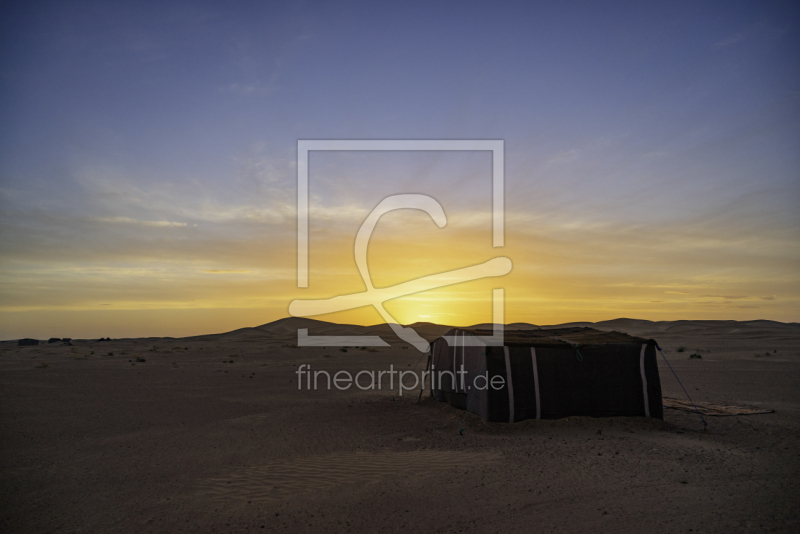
[[1, 0, 798, 339]]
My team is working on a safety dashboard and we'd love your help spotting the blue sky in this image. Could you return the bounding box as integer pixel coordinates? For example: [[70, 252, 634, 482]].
[[1, 1, 798, 337]]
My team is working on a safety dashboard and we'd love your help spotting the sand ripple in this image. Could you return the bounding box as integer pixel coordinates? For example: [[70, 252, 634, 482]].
[[196, 450, 500, 503]]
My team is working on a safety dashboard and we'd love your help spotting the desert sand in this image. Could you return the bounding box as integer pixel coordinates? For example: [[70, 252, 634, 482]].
[[1, 318, 798, 533]]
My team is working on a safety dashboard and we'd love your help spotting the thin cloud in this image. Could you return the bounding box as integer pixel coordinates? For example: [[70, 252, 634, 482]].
[[713, 32, 744, 49], [95, 217, 188, 227], [544, 149, 579, 166], [219, 82, 272, 95]]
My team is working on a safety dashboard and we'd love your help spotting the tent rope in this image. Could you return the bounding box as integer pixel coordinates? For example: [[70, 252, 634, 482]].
[[460, 351, 487, 436], [656, 343, 707, 430], [574, 344, 584, 362], [410, 347, 429, 374]]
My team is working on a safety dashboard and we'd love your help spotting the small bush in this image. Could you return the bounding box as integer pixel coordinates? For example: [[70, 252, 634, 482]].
[[689, 353, 702, 359], [676, 347, 686, 353], [135, 357, 146, 363], [339, 348, 348, 352]]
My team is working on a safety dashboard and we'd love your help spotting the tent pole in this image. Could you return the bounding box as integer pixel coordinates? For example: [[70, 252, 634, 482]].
[[417, 353, 431, 403]]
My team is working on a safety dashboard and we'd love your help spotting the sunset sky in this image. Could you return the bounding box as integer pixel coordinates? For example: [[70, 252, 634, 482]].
[[1, 1, 798, 339]]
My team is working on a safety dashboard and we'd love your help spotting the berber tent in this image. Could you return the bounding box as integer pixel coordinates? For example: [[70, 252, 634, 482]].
[[428, 327, 663, 422]]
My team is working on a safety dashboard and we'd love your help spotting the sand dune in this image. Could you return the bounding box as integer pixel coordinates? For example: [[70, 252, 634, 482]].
[[13, 316, 798, 346], [1, 317, 798, 532], [588, 318, 800, 337], [178, 316, 800, 348]]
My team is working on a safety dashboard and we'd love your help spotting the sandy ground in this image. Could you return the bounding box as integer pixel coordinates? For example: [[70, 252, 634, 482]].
[[1, 318, 798, 533]]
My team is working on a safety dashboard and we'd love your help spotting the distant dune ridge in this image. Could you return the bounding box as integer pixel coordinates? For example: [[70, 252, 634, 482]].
[[5, 317, 797, 345], [176, 317, 800, 346]]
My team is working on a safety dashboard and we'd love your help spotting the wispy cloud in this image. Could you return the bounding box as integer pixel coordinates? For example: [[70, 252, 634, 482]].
[[544, 149, 579, 166], [219, 82, 272, 95], [713, 32, 744, 49], [95, 216, 188, 227]]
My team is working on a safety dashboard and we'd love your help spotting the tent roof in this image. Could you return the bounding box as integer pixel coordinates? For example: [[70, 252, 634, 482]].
[[448, 326, 651, 348]]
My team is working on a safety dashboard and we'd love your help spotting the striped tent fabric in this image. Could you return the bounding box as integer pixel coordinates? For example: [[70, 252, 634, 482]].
[[429, 327, 663, 422]]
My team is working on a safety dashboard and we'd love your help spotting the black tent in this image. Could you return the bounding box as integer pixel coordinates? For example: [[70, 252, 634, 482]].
[[429, 327, 663, 422]]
